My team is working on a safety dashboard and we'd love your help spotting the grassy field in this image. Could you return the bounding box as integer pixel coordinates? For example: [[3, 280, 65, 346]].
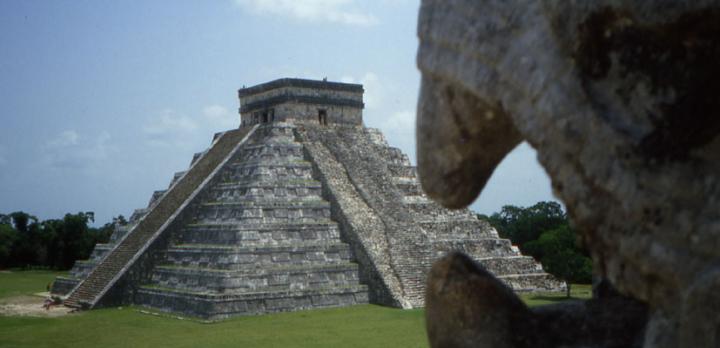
[[0, 271, 589, 348], [0, 270, 60, 299]]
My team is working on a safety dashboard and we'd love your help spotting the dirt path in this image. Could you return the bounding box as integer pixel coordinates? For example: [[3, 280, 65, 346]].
[[0, 294, 72, 318]]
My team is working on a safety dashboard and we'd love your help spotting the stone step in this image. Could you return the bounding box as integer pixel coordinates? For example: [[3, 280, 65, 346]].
[[433, 239, 520, 258], [221, 163, 314, 182], [162, 242, 354, 269], [238, 143, 304, 161], [498, 273, 567, 293], [378, 146, 411, 166], [214, 180, 322, 190], [404, 201, 475, 219], [474, 256, 546, 276], [227, 158, 311, 168], [200, 198, 329, 207], [169, 171, 187, 187], [148, 262, 362, 293], [207, 184, 322, 201], [50, 276, 80, 296], [135, 284, 369, 319], [419, 220, 499, 239], [393, 180, 424, 196], [129, 208, 148, 223], [184, 220, 337, 230], [215, 177, 320, 189], [194, 201, 331, 224], [240, 142, 303, 151], [89, 244, 113, 261], [69, 260, 97, 278], [386, 164, 416, 177], [401, 194, 430, 202], [391, 175, 418, 184], [191, 150, 208, 166], [178, 222, 342, 245], [108, 225, 131, 243], [147, 190, 167, 208], [226, 161, 312, 172]]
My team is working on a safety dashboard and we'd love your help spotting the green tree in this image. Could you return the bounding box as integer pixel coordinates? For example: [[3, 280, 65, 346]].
[[480, 202, 593, 294], [8, 212, 41, 267], [1, 211, 117, 270], [113, 215, 127, 226], [40, 218, 64, 269], [525, 225, 592, 297], [486, 201, 567, 255], [89, 221, 115, 247], [60, 212, 94, 269], [0, 223, 18, 268]]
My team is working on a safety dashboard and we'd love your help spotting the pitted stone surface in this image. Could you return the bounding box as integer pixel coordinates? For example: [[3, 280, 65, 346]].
[[416, 2, 720, 347]]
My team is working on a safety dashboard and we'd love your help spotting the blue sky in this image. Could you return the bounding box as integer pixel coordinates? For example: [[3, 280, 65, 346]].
[[0, 0, 557, 225]]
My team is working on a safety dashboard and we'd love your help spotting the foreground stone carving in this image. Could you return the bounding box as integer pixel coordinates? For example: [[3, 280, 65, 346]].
[[426, 253, 647, 348], [417, 1, 720, 347]]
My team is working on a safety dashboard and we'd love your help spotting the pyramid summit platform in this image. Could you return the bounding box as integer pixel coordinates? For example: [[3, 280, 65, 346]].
[[52, 78, 563, 319]]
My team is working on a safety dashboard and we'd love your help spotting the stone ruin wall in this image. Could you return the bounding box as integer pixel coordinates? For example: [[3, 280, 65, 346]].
[[278, 102, 362, 126], [240, 84, 363, 126]]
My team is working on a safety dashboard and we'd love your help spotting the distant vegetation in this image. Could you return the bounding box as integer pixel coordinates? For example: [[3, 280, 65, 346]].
[[1, 202, 592, 292], [479, 201, 593, 296], [0, 211, 125, 270]]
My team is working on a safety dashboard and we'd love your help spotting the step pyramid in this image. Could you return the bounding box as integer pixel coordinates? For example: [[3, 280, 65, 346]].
[[52, 78, 563, 319]]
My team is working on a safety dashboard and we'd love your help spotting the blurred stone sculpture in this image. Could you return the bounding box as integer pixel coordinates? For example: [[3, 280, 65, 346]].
[[416, 1, 720, 347]]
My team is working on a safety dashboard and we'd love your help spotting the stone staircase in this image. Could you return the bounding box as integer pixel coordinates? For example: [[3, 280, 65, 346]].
[[299, 124, 563, 308], [51, 187, 174, 294], [303, 125, 438, 307], [364, 127, 562, 292], [62, 127, 256, 309], [132, 124, 368, 319]]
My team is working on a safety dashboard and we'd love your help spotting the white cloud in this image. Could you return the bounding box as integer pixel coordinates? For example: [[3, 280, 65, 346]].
[[203, 105, 229, 119], [235, 0, 378, 26], [42, 130, 114, 170], [383, 110, 415, 133], [340, 72, 382, 109], [142, 109, 211, 150], [46, 130, 79, 147], [203, 105, 238, 129], [143, 109, 198, 135]]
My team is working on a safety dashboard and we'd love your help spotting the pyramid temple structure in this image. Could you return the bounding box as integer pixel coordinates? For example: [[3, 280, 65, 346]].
[[51, 78, 563, 319]]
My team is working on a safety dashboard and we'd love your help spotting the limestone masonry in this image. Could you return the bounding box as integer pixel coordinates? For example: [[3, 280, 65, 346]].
[[52, 78, 563, 319]]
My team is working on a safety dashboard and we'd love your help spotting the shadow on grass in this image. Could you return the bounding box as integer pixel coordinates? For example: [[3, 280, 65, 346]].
[[527, 295, 576, 303]]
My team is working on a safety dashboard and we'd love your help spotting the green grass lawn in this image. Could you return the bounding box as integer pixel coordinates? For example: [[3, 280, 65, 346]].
[[0, 271, 590, 348], [0, 270, 62, 299]]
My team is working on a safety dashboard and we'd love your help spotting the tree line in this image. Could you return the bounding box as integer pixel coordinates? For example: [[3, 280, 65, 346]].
[[0, 211, 125, 270], [2, 203, 591, 294], [479, 201, 592, 297]]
